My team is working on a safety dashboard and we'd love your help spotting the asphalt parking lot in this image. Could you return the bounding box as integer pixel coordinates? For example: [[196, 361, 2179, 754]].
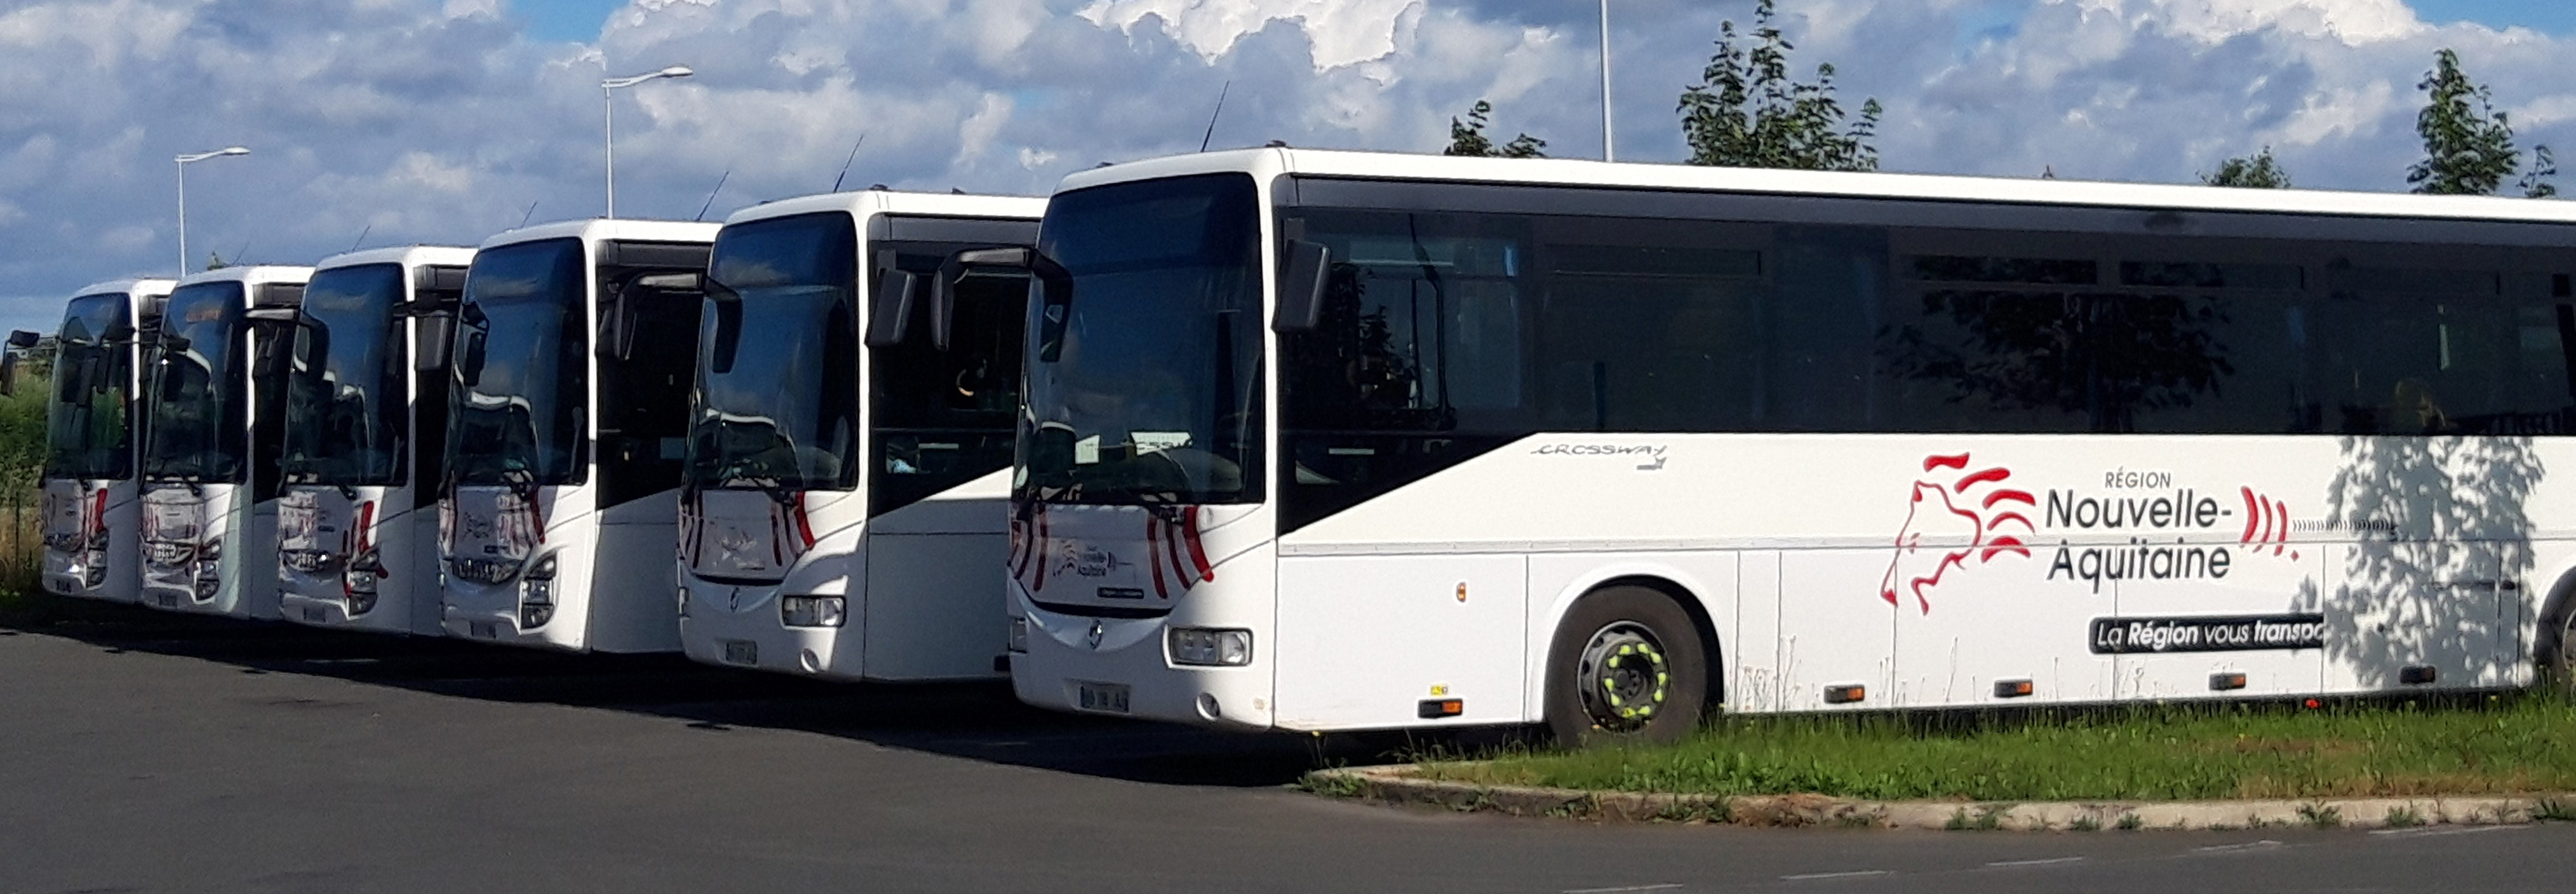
[[6, 602, 2576, 893]]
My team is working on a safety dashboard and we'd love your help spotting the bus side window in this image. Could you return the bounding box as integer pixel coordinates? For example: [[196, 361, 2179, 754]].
[[599, 280, 706, 507], [868, 263, 1022, 517]]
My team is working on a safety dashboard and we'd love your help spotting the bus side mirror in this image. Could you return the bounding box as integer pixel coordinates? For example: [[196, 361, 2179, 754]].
[[865, 261, 920, 348], [0, 330, 32, 396], [414, 311, 455, 374], [455, 303, 488, 387], [708, 292, 744, 374], [1274, 240, 1330, 333]]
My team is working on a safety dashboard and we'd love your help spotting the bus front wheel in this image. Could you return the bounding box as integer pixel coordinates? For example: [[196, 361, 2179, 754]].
[[1543, 586, 1708, 747]]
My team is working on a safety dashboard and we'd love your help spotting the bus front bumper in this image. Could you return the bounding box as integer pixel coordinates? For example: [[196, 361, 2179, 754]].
[[1009, 593, 1273, 731], [442, 580, 580, 653], [678, 581, 864, 681]]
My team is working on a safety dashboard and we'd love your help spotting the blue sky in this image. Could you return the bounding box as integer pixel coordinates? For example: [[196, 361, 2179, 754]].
[[517, 0, 630, 42], [2412, 0, 2576, 33]]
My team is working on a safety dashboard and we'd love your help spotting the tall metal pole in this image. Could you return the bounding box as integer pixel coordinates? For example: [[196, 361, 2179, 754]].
[[604, 80, 617, 220], [1600, 0, 1615, 162], [176, 160, 189, 276]]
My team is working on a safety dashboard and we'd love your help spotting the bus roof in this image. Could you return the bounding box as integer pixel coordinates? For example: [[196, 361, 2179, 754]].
[[479, 218, 720, 251], [173, 265, 312, 288], [723, 190, 1045, 228], [1059, 147, 2576, 227], [314, 245, 476, 273], [69, 278, 175, 301]]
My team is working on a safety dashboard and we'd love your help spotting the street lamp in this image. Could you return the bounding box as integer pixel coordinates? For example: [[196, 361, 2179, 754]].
[[1599, 0, 1615, 162], [175, 146, 250, 275], [601, 65, 694, 219]]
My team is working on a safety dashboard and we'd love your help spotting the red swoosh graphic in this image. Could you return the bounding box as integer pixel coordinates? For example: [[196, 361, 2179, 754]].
[[1984, 489, 2037, 509]]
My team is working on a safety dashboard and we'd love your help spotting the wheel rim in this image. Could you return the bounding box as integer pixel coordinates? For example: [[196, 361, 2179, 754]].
[[2558, 611, 2576, 678], [1575, 620, 1670, 734]]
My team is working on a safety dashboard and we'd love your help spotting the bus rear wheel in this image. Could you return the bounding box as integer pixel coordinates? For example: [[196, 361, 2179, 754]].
[[1544, 586, 1708, 747], [2544, 597, 2576, 693]]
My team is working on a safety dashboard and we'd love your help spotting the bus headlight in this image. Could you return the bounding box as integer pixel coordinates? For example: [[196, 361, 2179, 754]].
[[518, 553, 556, 628], [1169, 628, 1253, 667], [781, 596, 845, 628], [1007, 616, 1029, 653]]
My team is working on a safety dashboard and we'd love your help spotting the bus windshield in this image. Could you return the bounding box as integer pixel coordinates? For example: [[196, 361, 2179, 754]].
[[142, 281, 248, 482], [282, 264, 407, 486], [1017, 173, 1265, 505], [46, 292, 136, 480], [688, 212, 859, 492], [450, 239, 587, 487]]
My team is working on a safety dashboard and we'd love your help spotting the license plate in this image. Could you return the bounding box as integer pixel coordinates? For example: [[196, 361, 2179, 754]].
[[721, 640, 758, 665], [467, 621, 499, 640], [1076, 682, 1131, 714], [303, 607, 328, 623]]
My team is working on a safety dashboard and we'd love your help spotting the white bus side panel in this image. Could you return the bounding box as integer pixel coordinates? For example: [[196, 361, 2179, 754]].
[[1735, 552, 1784, 713], [587, 491, 681, 653], [1273, 433, 2576, 720], [2113, 555, 2326, 699], [1778, 549, 1896, 711], [1273, 553, 1527, 728], [1893, 546, 2119, 707], [862, 532, 1008, 680]]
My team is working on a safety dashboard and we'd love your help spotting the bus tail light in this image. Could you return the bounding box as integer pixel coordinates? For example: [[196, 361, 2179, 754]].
[[781, 596, 846, 628], [1169, 628, 1252, 667]]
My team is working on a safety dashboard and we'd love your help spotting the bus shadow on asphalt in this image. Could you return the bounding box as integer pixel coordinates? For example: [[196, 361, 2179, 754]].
[[3, 600, 1414, 789]]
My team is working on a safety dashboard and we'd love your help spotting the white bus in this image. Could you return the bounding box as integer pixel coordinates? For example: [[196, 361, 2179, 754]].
[[275, 247, 475, 634], [37, 278, 174, 603], [1005, 147, 2576, 743], [138, 265, 313, 618], [441, 220, 714, 652], [679, 190, 1042, 681]]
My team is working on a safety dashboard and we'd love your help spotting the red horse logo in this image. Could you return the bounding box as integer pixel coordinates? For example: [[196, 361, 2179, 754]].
[[1880, 454, 2036, 614]]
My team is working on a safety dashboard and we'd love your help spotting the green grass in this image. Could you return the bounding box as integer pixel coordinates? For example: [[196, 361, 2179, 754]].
[[1416, 697, 2576, 802]]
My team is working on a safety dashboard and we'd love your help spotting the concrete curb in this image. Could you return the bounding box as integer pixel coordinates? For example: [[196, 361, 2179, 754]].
[[1305, 764, 2576, 831]]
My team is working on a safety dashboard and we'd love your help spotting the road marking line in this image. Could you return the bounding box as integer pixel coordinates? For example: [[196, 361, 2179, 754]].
[[1780, 870, 1891, 881], [1563, 885, 1683, 893], [1985, 857, 2085, 868], [2369, 825, 2528, 838], [2190, 840, 2285, 855]]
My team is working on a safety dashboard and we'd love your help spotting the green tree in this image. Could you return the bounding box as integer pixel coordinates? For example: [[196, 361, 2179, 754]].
[[2408, 48, 2555, 198], [2203, 147, 2291, 188], [1444, 100, 1548, 159], [1677, 0, 1882, 171]]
